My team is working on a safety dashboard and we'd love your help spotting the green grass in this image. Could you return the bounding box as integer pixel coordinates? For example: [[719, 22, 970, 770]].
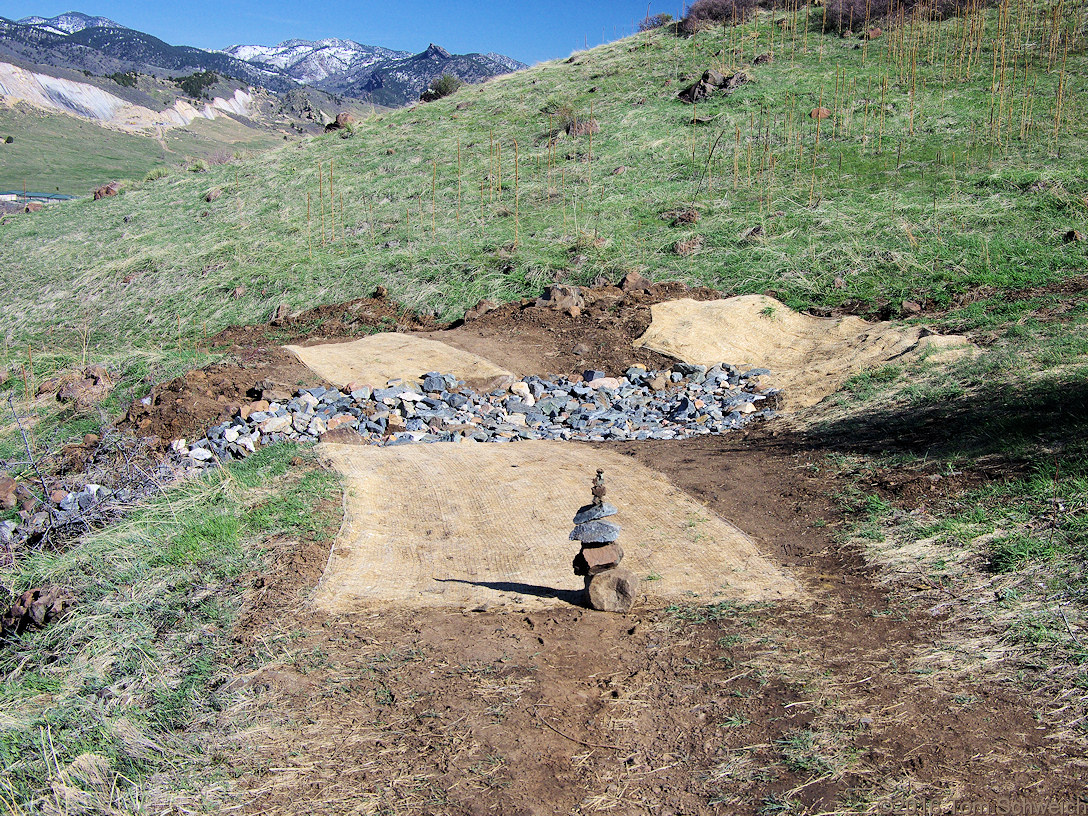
[[0, 443, 338, 811], [0, 104, 283, 196], [2, 3, 1085, 359]]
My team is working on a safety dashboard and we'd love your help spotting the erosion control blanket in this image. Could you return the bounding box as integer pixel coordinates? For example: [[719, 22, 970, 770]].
[[314, 440, 799, 611], [285, 333, 512, 391], [634, 295, 972, 408]]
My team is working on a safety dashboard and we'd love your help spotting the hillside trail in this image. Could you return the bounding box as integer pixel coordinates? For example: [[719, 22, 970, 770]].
[[130, 283, 1086, 812]]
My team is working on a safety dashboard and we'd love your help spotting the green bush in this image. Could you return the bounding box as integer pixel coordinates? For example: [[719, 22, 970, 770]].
[[3, 136, 12, 144], [107, 71, 138, 87], [426, 74, 464, 100], [144, 167, 170, 182], [173, 71, 219, 100]]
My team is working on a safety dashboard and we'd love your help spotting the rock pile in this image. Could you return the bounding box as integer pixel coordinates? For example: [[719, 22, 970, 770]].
[[170, 363, 781, 467], [569, 469, 639, 613]]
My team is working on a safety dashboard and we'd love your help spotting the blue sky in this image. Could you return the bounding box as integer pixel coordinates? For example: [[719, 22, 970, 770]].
[[4, 1, 685, 64]]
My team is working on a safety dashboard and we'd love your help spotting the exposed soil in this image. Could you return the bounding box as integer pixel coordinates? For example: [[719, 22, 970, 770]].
[[96, 282, 1088, 811], [121, 281, 721, 443], [218, 431, 1086, 815]]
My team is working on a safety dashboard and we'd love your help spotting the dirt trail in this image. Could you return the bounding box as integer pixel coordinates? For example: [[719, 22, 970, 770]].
[[223, 431, 1085, 815]]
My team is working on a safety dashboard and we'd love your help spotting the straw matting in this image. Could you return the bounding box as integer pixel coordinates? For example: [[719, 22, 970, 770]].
[[285, 333, 512, 390], [634, 295, 973, 408], [313, 441, 800, 611]]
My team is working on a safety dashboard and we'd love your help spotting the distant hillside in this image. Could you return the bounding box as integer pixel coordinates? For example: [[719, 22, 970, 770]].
[[0, 16, 294, 91], [225, 39, 527, 105], [16, 11, 125, 35], [1, 12, 527, 107], [2, 3, 1085, 354], [339, 43, 528, 107], [223, 39, 409, 87]]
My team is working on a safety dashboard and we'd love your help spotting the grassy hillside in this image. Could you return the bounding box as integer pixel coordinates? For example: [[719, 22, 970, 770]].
[[2, 2, 1086, 356], [0, 104, 286, 195]]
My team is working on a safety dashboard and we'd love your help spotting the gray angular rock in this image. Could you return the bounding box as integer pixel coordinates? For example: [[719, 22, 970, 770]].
[[570, 519, 621, 543], [573, 502, 618, 524]]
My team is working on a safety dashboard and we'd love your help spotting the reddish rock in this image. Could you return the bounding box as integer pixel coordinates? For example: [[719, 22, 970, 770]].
[[582, 543, 624, 575], [535, 284, 585, 314], [867, 27, 883, 39], [464, 298, 498, 322], [620, 271, 652, 292], [326, 414, 355, 432], [586, 568, 640, 613], [321, 427, 365, 444], [324, 112, 356, 132], [269, 304, 290, 325], [93, 181, 121, 200], [901, 300, 922, 315], [0, 474, 16, 510], [239, 400, 270, 420], [23, 201, 44, 213], [50, 489, 68, 504], [2, 586, 71, 633], [810, 107, 832, 120]]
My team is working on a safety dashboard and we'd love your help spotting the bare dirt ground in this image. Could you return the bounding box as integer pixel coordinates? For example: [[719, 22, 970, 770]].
[[111, 284, 1087, 813], [218, 431, 1085, 815]]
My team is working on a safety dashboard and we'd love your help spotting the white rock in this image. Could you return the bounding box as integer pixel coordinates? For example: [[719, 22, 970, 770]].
[[223, 428, 240, 443], [299, 392, 320, 408], [259, 415, 292, 434], [189, 448, 214, 461], [309, 416, 327, 435]]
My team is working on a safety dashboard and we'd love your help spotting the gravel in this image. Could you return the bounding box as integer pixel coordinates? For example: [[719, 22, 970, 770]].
[[173, 363, 781, 468]]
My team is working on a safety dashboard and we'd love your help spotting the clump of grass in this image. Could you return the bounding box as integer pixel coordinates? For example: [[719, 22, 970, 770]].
[[143, 166, 170, 182], [0, 443, 338, 810]]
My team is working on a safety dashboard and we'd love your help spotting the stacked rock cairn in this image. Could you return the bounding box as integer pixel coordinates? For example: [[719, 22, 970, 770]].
[[570, 469, 640, 613]]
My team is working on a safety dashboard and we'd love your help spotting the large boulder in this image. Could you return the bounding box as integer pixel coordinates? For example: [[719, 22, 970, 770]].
[[535, 284, 584, 316], [586, 568, 640, 613], [93, 181, 121, 200], [678, 70, 750, 104], [324, 112, 356, 132]]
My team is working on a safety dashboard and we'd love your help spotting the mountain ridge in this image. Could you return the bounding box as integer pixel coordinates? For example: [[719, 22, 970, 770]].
[[2, 11, 526, 106]]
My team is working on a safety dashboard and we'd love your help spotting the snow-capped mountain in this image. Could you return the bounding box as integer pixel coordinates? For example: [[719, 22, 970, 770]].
[[16, 11, 125, 35], [224, 38, 410, 86], [227, 38, 528, 105]]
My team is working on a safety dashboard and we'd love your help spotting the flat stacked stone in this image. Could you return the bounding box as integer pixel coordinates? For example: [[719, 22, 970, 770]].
[[569, 469, 640, 613]]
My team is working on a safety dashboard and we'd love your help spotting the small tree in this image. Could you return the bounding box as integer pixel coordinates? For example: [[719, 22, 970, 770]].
[[638, 12, 674, 31], [680, 0, 760, 33]]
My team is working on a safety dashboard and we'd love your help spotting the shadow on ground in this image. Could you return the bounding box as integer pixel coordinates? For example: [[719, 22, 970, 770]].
[[433, 579, 586, 606], [800, 371, 1088, 474]]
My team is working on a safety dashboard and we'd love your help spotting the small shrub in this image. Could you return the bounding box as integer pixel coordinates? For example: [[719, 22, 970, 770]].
[[187, 159, 209, 173], [824, 0, 982, 30], [144, 167, 170, 182], [423, 74, 464, 101], [3, 136, 12, 144], [638, 12, 674, 31], [680, 0, 760, 33]]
